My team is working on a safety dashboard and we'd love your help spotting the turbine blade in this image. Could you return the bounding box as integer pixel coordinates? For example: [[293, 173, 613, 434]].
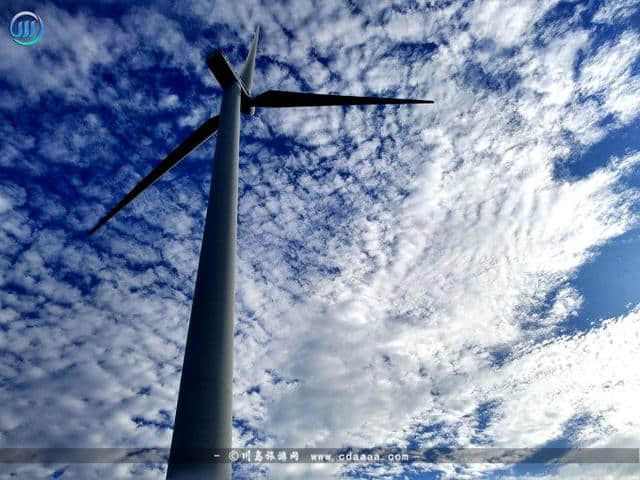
[[88, 115, 220, 235], [250, 90, 434, 108], [240, 25, 260, 94]]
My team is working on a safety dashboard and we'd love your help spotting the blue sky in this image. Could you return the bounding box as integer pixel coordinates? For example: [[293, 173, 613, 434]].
[[1, 0, 640, 478]]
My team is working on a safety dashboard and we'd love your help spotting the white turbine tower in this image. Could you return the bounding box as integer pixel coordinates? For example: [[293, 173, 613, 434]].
[[88, 27, 433, 479]]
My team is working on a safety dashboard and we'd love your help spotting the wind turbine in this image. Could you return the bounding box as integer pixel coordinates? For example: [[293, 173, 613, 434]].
[[88, 27, 433, 479]]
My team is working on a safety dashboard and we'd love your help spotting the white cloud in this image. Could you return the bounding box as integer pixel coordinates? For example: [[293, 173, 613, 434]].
[[482, 307, 640, 447], [592, 0, 639, 24], [465, 0, 560, 48], [158, 94, 180, 110], [177, 106, 207, 128], [580, 31, 640, 124], [520, 30, 591, 107]]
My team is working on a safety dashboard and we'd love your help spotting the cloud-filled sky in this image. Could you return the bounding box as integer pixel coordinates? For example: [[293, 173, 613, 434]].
[[1, 0, 640, 478]]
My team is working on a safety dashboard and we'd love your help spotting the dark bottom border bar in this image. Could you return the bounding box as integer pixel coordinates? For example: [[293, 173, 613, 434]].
[[0, 448, 637, 464]]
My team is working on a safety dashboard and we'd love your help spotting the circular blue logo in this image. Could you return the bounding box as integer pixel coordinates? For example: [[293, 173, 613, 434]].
[[9, 11, 43, 46]]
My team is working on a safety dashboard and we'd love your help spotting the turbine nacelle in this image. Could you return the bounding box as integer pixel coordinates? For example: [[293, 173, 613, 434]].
[[206, 50, 255, 116], [207, 25, 261, 116]]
